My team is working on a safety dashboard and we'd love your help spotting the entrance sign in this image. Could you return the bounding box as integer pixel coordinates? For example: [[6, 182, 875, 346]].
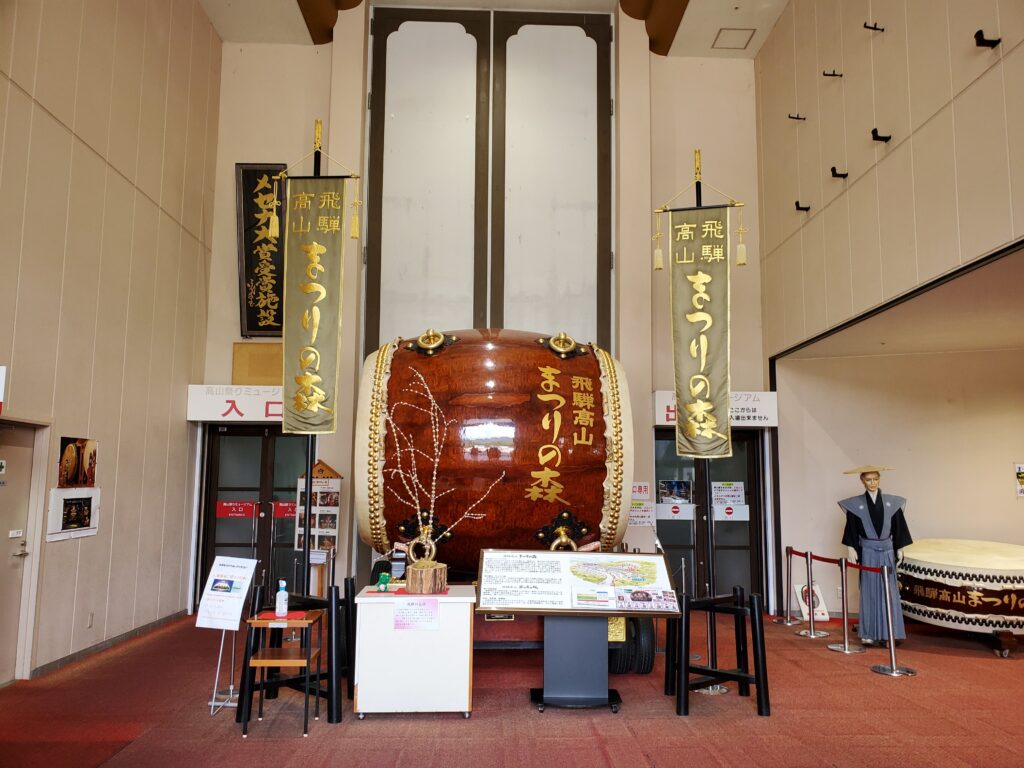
[[476, 550, 679, 616], [187, 385, 283, 422], [196, 556, 258, 631], [655, 390, 778, 428]]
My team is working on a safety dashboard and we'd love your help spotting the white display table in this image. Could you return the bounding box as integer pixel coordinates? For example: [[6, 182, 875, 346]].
[[354, 584, 476, 717]]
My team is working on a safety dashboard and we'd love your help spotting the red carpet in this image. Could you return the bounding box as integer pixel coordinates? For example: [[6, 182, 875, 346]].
[[1, 615, 1022, 767]]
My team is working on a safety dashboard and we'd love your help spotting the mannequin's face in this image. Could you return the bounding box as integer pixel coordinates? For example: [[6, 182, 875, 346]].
[[860, 472, 881, 492]]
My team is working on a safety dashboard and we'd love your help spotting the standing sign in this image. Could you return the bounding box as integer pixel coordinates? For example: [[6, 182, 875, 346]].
[[669, 205, 733, 459], [196, 556, 258, 631], [281, 176, 347, 434], [295, 466, 341, 554]]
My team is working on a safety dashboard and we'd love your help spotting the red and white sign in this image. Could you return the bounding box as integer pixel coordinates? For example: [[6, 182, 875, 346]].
[[656, 503, 695, 521], [713, 503, 750, 521], [273, 501, 296, 519], [187, 385, 284, 422], [654, 390, 778, 428], [631, 482, 651, 500], [0, 366, 6, 416], [216, 501, 257, 518]]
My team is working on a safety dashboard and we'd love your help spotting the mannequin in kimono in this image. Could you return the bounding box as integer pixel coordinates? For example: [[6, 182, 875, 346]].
[[839, 466, 912, 645]]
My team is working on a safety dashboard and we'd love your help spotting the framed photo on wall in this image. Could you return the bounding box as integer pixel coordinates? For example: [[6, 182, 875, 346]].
[[47, 487, 101, 542]]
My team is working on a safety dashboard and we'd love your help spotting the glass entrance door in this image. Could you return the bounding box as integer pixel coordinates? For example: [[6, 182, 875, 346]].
[[654, 428, 763, 598], [199, 425, 309, 596]]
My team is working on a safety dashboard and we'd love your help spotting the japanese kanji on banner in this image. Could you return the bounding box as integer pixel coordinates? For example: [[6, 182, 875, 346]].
[[669, 205, 733, 458], [282, 176, 347, 434]]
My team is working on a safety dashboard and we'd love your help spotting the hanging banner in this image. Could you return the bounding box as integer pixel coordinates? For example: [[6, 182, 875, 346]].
[[236, 163, 287, 337], [282, 176, 346, 434], [669, 205, 732, 458]]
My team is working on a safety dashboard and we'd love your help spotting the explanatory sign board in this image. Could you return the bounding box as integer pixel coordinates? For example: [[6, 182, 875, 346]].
[[476, 549, 680, 617]]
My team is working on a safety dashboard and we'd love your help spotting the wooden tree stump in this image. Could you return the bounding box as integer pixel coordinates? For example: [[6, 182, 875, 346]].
[[406, 559, 448, 594]]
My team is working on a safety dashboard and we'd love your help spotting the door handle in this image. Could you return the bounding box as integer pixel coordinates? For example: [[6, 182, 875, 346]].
[[12, 551, 29, 558]]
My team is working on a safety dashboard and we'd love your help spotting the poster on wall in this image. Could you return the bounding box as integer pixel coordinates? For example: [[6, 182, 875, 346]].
[[236, 162, 287, 338], [1016, 464, 1024, 498], [46, 487, 100, 542], [295, 460, 342, 554], [57, 437, 97, 488]]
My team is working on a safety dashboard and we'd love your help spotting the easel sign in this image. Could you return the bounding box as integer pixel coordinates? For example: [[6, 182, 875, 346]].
[[196, 556, 258, 631], [476, 549, 680, 617]]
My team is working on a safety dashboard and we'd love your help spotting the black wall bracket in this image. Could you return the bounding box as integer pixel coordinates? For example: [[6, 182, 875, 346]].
[[864, 21, 885, 32], [795, 201, 811, 212], [871, 128, 892, 143], [830, 166, 849, 179], [822, 69, 843, 78], [787, 113, 806, 121], [975, 29, 1001, 48]]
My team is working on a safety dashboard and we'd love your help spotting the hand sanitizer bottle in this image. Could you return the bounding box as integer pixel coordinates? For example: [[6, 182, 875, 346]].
[[275, 579, 289, 617]]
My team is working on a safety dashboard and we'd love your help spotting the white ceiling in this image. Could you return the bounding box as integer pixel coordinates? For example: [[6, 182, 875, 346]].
[[670, 0, 787, 58], [200, 0, 313, 44], [199, 0, 787, 57], [787, 251, 1024, 360]]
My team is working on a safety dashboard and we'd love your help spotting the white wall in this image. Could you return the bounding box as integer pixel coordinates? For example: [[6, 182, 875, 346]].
[[205, 4, 369, 574], [757, 0, 1024, 356], [0, 0, 221, 668], [777, 348, 1024, 603], [650, 56, 764, 393]]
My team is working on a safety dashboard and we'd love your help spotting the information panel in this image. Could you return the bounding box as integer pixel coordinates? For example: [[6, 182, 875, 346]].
[[476, 549, 680, 617]]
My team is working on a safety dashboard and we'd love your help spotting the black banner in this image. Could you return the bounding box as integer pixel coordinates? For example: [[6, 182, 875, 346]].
[[236, 163, 287, 337]]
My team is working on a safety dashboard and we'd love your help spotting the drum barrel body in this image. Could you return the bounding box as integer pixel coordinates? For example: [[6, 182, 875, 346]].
[[354, 329, 633, 574]]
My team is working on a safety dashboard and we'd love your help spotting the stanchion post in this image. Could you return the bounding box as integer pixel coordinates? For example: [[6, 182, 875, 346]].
[[797, 552, 829, 638], [828, 557, 864, 654], [773, 546, 802, 626], [871, 565, 917, 677], [326, 584, 343, 723]]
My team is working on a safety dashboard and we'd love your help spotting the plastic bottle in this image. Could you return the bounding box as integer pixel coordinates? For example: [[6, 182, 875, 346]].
[[275, 579, 289, 617]]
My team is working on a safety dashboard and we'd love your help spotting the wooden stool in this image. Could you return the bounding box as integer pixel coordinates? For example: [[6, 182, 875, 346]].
[[241, 609, 324, 737]]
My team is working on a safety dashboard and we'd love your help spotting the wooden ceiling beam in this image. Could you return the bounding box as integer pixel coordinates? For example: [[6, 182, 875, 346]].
[[620, 0, 689, 56], [296, 0, 364, 45]]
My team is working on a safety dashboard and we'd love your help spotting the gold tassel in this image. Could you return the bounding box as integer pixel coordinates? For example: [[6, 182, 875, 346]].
[[652, 209, 664, 271], [736, 204, 748, 266], [268, 178, 281, 240], [350, 200, 361, 239]]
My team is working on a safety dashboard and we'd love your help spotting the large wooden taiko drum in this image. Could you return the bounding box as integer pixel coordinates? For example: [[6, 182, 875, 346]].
[[354, 329, 633, 575]]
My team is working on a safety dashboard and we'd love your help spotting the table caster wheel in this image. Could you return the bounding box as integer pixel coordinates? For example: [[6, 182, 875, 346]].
[[537, 704, 545, 713], [358, 713, 366, 720], [611, 704, 619, 713], [464, 712, 471, 719], [998, 648, 1010, 658]]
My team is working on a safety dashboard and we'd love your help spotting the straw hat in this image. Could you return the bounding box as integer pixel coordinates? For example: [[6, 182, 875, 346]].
[[843, 465, 894, 475]]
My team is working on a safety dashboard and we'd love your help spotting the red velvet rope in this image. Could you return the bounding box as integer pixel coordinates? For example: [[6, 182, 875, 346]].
[[785, 547, 883, 573], [846, 561, 882, 574], [810, 554, 841, 566]]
